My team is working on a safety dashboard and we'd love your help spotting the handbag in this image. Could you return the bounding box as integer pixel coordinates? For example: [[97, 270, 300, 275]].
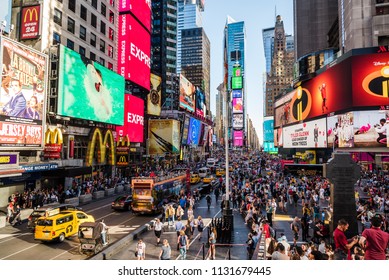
[[135, 251, 138, 257]]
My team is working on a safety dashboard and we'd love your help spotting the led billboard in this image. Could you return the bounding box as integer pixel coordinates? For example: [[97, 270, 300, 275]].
[[187, 117, 201, 145], [232, 114, 243, 129], [231, 76, 242, 89], [116, 94, 144, 143], [58, 45, 125, 125], [118, 13, 151, 90], [147, 73, 161, 116], [179, 74, 195, 112], [232, 98, 243, 113], [0, 37, 47, 148], [232, 89, 242, 98], [20, 5, 40, 40], [283, 118, 327, 148], [148, 119, 180, 155], [195, 87, 205, 116], [233, 130, 243, 147], [181, 115, 190, 145], [119, 0, 151, 31], [263, 119, 274, 142], [327, 110, 389, 148]]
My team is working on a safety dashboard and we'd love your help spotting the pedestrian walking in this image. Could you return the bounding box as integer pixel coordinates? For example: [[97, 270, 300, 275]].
[[359, 215, 389, 260], [208, 227, 217, 260], [196, 216, 204, 241], [177, 230, 189, 260], [135, 239, 146, 260], [154, 218, 163, 245], [159, 239, 171, 260]]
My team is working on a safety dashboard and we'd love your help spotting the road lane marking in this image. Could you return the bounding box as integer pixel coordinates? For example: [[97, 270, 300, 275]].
[[1, 243, 40, 260], [0, 233, 32, 244]]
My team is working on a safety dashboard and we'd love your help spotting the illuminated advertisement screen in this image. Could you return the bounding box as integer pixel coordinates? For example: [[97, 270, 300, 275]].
[[181, 115, 190, 145], [187, 117, 201, 145], [202, 125, 209, 146], [118, 13, 151, 90], [195, 87, 205, 116], [233, 130, 243, 147], [232, 114, 243, 129], [116, 94, 144, 143], [231, 76, 242, 89], [233, 66, 242, 77], [327, 110, 389, 148], [20, 5, 40, 40], [58, 45, 125, 125], [283, 118, 327, 148], [147, 73, 161, 116], [0, 37, 47, 148], [0, 1, 12, 34], [179, 74, 195, 112], [148, 119, 180, 155], [274, 128, 283, 147], [119, 0, 151, 31], [263, 119, 274, 142], [232, 89, 242, 98], [198, 123, 205, 146], [232, 98, 243, 113], [263, 142, 278, 153]]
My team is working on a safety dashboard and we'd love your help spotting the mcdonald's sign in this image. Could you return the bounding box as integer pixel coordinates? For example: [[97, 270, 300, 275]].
[[85, 128, 115, 167], [43, 128, 63, 159], [20, 5, 41, 40], [116, 154, 129, 167]]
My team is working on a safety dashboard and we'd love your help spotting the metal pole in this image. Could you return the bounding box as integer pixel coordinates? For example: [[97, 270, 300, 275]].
[[224, 91, 229, 200]]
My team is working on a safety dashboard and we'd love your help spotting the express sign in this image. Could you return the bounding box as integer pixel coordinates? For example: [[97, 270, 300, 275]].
[[116, 94, 144, 143]]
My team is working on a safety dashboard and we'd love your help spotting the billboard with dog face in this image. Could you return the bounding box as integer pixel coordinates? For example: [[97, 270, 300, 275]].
[[58, 45, 125, 125]]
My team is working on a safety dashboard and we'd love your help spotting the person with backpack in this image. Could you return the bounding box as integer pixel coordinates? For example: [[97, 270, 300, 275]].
[[177, 230, 189, 260]]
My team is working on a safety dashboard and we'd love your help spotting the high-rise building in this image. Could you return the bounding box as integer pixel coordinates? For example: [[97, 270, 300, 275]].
[[181, 27, 210, 116], [151, 0, 178, 110], [264, 15, 294, 117], [215, 83, 225, 146], [177, 0, 204, 74]]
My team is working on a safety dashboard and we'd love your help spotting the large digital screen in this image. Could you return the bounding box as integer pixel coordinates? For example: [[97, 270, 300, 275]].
[[58, 45, 124, 125], [232, 114, 243, 129], [263, 119, 274, 142], [233, 130, 244, 147], [119, 0, 151, 32], [0, 37, 47, 148], [187, 117, 201, 145], [20, 5, 40, 40], [231, 76, 242, 89], [283, 118, 327, 148], [232, 98, 243, 113], [327, 110, 389, 148], [118, 13, 151, 90], [195, 87, 205, 116], [179, 74, 195, 112], [232, 89, 242, 98], [116, 94, 144, 143], [181, 115, 190, 145], [147, 73, 161, 116], [148, 119, 180, 155]]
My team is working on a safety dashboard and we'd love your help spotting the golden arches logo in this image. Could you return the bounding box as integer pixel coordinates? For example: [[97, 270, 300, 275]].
[[117, 135, 130, 147], [362, 66, 389, 98], [86, 128, 115, 167], [24, 7, 39, 22], [44, 128, 63, 145]]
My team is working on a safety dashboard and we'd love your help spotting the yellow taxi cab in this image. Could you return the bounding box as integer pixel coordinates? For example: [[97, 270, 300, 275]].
[[34, 210, 95, 242], [202, 175, 215, 185], [190, 173, 201, 184], [216, 168, 226, 177]]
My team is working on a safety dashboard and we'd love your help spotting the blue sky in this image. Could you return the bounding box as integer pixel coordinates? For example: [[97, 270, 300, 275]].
[[202, 0, 293, 144]]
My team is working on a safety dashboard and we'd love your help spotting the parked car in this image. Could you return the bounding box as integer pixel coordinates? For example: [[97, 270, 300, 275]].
[[27, 204, 80, 230], [111, 194, 132, 211]]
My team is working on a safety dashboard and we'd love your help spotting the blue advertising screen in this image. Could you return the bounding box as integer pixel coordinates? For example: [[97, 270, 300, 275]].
[[263, 119, 274, 142], [232, 89, 242, 98], [187, 117, 201, 145]]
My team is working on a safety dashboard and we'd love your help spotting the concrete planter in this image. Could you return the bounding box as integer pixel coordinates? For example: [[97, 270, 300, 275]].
[[105, 188, 115, 196], [0, 216, 6, 228], [93, 191, 105, 200], [115, 184, 124, 194], [79, 194, 92, 204], [64, 197, 80, 206]]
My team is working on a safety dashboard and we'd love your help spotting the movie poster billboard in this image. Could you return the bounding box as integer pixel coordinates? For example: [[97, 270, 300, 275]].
[[119, 0, 151, 32], [118, 13, 151, 90], [232, 98, 243, 113], [195, 87, 205, 117], [274, 128, 283, 147], [0, 37, 47, 148], [116, 94, 144, 143], [233, 130, 243, 146], [232, 114, 243, 129], [187, 117, 201, 145], [147, 73, 161, 116], [58, 45, 125, 125], [20, 5, 41, 40], [148, 119, 180, 155], [179, 74, 195, 112], [327, 110, 389, 148], [283, 118, 327, 148]]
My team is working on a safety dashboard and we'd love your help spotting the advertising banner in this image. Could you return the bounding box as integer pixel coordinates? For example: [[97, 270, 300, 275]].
[[179, 74, 195, 112], [232, 89, 242, 98], [195, 87, 205, 117], [20, 5, 40, 40], [44, 127, 63, 159], [187, 117, 201, 145], [232, 98, 243, 113], [263, 119, 274, 142], [58, 45, 124, 125], [327, 110, 389, 148], [231, 76, 242, 89], [119, 0, 151, 32], [148, 119, 180, 155], [116, 94, 144, 143], [232, 114, 243, 129], [283, 118, 327, 148], [85, 128, 115, 166], [233, 130, 243, 147], [118, 13, 151, 90], [0, 37, 47, 148], [202, 125, 209, 146], [116, 146, 129, 167], [181, 115, 190, 145], [0, 0, 12, 34], [274, 128, 283, 147], [233, 66, 242, 77], [147, 73, 161, 116]]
